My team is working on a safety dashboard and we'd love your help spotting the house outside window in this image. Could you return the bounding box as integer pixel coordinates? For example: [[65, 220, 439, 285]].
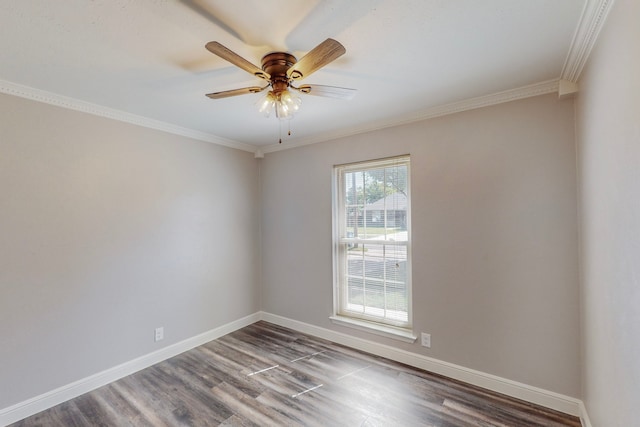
[[332, 155, 414, 341]]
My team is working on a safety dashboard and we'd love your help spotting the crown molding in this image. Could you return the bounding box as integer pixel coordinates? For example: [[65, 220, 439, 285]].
[[0, 77, 564, 157], [261, 79, 560, 154], [561, 0, 615, 82], [1, 2, 613, 157], [0, 79, 257, 153]]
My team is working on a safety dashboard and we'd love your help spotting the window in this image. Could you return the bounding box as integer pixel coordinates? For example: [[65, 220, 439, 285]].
[[332, 155, 413, 340]]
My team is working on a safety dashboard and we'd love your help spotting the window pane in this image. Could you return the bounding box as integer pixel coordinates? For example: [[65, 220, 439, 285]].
[[364, 278, 384, 312], [344, 171, 365, 238], [347, 275, 364, 309]]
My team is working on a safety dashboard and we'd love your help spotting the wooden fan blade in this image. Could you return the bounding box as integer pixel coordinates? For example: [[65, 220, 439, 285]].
[[205, 41, 270, 80], [206, 86, 267, 99], [287, 38, 346, 81], [294, 84, 356, 100]]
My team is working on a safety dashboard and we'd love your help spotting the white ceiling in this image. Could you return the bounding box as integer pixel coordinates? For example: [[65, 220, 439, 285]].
[[0, 0, 592, 152]]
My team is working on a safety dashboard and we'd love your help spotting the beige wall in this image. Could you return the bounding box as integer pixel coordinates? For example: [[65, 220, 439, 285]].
[[261, 93, 581, 396], [0, 94, 260, 408], [576, 0, 640, 425]]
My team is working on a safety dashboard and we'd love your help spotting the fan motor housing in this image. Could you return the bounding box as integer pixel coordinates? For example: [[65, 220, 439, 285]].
[[261, 52, 296, 80]]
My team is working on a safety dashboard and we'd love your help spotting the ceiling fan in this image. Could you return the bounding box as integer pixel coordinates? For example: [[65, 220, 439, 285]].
[[204, 38, 356, 121]]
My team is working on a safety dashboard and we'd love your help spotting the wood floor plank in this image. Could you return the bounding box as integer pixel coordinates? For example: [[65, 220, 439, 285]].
[[209, 381, 293, 426], [88, 385, 155, 427], [10, 321, 582, 426]]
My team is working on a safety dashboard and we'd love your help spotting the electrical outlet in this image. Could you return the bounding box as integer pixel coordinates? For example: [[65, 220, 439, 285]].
[[154, 327, 164, 342], [421, 332, 431, 348]]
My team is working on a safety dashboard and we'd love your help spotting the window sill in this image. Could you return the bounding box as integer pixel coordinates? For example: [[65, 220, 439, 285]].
[[329, 315, 417, 343]]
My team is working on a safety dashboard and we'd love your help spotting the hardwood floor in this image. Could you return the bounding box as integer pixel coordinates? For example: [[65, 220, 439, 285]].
[[11, 321, 581, 426]]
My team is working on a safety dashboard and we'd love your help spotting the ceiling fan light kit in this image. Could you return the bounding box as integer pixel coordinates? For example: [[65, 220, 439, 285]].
[[205, 38, 356, 132], [257, 89, 301, 120]]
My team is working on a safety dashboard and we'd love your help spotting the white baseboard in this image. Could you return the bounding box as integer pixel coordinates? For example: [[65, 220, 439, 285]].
[[259, 311, 584, 418], [2, 311, 589, 426], [579, 401, 593, 427], [0, 312, 260, 427]]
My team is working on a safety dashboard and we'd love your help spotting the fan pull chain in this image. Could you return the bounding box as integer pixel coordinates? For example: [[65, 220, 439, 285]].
[[277, 121, 292, 144]]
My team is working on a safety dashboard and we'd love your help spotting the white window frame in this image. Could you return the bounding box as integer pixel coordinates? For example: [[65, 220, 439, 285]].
[[331, 155, 415, 342]]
